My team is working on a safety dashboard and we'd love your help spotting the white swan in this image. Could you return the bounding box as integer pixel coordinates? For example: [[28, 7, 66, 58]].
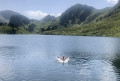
[[56, 56, 69, 63]]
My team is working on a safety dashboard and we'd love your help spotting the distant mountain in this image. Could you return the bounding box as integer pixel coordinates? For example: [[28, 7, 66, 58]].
[[43, 0, 120, 36], [0, 10, 20, 22], [116, 0, 120, 8], [41, 15, 56, 22], [30, 15, 58, 33], [1, 1, 120, 36], [83, 7, 111, 24], [30, 19, 40, 22], [0, 15, 5, 23], [9, 15, 30, 28], [60, 4, 95, 27]]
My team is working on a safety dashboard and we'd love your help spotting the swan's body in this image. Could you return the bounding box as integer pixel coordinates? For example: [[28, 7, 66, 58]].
[[56, 56, 69, 63]]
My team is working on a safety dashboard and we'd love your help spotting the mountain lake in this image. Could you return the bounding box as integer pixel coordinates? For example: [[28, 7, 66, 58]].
[[0, 35, 120, 81]]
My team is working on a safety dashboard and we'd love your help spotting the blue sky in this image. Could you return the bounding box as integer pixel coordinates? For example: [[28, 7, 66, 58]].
[[0, 0, 118, 20]]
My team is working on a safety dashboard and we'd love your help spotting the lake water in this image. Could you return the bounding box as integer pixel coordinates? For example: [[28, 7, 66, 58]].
[[0, 35, 120, 81]]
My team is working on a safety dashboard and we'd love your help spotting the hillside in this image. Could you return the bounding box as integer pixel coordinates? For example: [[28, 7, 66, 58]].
[[0, 10, 30, 34], [0, 10, 20, 23], [0, 1, 120, 36], [60, 4, 95, 26], [41, 15, 56, 22], [43, 0, 120, 37], [116, 0, 120, 8]]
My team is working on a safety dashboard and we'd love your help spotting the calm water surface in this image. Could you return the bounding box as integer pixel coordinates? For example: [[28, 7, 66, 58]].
[[0, 35, 120, 81]]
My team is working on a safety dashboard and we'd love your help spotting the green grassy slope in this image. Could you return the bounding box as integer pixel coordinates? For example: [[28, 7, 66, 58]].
[[0, 1, 120, 37], [42, 1, 120, 37], [0, 26, 30, 34], [43, 12, 120, 36]]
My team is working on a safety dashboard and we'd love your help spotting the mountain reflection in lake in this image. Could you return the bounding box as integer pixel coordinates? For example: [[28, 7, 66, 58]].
[[0, 35, 120, 81]]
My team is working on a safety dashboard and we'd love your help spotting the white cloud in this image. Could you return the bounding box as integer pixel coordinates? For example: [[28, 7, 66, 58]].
[[23, 11, 47, 20], [106, 0, 118, 4], [50, 13, 62, 17], [23, 10, 61, 20]]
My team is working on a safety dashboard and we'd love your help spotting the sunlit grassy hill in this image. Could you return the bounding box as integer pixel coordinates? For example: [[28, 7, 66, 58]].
[[43, 0, 120, 37], [0, 0, 120, 36]]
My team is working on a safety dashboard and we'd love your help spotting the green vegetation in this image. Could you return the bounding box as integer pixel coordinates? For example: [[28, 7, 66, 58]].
[[42, 0, 120, 37], [0, 10, 20, 23], [60, 4, 95, 26], [9, 15, 30, 28], [0, 0, 120, 37], [0, 25, 30, 34]]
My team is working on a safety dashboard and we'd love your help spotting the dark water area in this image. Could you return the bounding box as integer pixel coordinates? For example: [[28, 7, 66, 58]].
[[0, 35, 120, 81]]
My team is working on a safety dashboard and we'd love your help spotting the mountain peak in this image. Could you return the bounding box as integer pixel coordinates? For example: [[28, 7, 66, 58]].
[[116, 0, 120, 8], [72, 3, 94, 8], [41, 15, 56, 22], [0, 10, 20, 21], [60, 3, 95, 26]]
